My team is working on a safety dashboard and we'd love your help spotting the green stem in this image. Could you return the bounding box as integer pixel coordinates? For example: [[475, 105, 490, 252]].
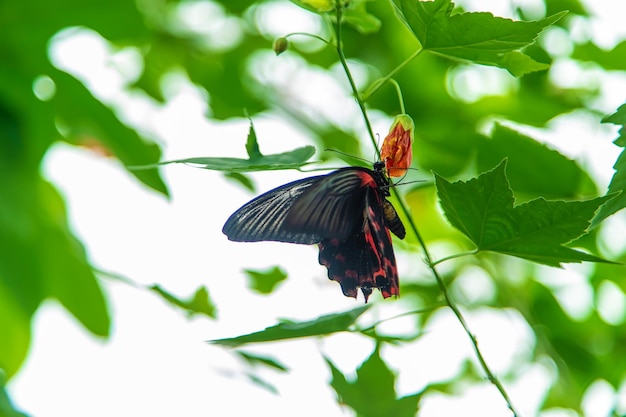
[[388, 79, 406, 114], [392, 191, 521, 417], [430, 250, 479, 267], [333, 5, 379, 157], [362, 47, 424, 102], [332, 7, 519, 416], [284, 32, 330, 45]]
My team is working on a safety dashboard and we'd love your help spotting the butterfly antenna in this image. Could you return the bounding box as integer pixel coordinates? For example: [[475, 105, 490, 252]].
[[324, 148, 372, 164], [388, 167, 422, 186]]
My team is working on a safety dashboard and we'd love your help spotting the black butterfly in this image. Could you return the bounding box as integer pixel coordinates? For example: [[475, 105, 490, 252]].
[[222, 161, 405, 302]]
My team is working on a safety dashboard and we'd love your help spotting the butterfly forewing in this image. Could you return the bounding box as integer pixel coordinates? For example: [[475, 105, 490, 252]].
[[286, 168, 375, 241], [223, 168, 375, 244], [222, 176, 324, 244]]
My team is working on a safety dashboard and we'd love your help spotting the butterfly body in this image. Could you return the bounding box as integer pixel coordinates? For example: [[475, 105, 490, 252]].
[[223, 162, 404, 301]]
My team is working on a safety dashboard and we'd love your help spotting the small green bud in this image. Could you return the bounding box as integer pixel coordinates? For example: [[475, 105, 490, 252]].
[[272, 37, 289, 56]]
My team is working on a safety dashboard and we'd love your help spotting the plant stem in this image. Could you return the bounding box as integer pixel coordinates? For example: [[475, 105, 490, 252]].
[[430, 250, 479, 267], [391, 193, 521, 417], [333, 6, 379, 157], [362, 48, 424, 102], [333, 7, 520, 416], [284, 32, 330, 45], [389, 79, 406, 114]]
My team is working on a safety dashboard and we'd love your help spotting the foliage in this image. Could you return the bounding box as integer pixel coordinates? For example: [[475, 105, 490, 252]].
[[326, 346, 422, 417], [2, 0, 626, 416]]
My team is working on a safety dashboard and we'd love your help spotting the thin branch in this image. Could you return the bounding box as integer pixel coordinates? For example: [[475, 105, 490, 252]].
[[390, 191, 521, 417], [431, 250, 479, 267], [332, 6, 520, 415], [333, 5, 379, 158]]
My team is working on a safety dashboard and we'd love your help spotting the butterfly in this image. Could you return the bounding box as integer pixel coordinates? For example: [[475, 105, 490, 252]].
[[222, 161, 405, 302]]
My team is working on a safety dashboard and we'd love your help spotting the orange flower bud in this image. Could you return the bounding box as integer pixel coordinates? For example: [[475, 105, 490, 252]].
[[380, 114, 414, 177]]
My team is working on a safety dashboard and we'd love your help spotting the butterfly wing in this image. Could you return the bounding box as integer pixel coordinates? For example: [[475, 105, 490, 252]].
[[284, 167, 377, 241], [318, 187, 400, 302], [222, 168, 376, 244], [223, 175, 323, 244]]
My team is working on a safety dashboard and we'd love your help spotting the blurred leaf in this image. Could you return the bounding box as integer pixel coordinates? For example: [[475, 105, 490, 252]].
[[477, 124, 595, 198], [233, 350, 289, 395], [210, 305, 370, 347], [149, 285, 217, 319], [391, 0, 565, 76], [0, 288, 30, 381], [603, 103, 626, 147], [236, 351, 289, 372], [244, 372, 280, 395], [525, 280, 626, 409], [53, 71, 169, 196], [435, 160, 614, 266], [572, 40, 626, 71], [326, 346, 421, 417], [544, 0, 587, 16], [155, 146, 316, 172], [223, 172, 256, 192], [289, 0, 334, 14], [0, 0, 167, 378], [343, 0, 382, 34], [0, 175, 110, 377], [594, 103, 626, 225], [243, 266, 288, 295], [134, 28, 268, 119], [0, 371, 29, 417]]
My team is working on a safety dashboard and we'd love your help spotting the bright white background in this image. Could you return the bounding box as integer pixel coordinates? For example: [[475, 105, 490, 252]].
[[8, 1, 626, 416]]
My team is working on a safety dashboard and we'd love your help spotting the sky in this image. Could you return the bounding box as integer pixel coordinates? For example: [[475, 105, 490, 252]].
[[7, 1, 626, 416]]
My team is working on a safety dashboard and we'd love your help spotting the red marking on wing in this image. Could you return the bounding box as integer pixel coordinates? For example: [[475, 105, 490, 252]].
[[318, 188, 399, 302]]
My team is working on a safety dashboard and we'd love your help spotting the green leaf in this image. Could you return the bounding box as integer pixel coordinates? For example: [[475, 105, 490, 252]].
[[545, 0, 587, 17], [289, 0, 334, 14], [477, 124, 595, 198], [53, 71, 169, 197], [210, 305, 370, 347], [0, 371, 29, 417], [594, 104, 626, 225], [390, 0, 565, 76], [243, 266, 288, 295], [0, 175, 110, 377], [149, 285, 217, 319], [435, 160, 613, 266], [244, 372, 280, 395], [223, 172, 256, 192], [326, 346, 421, 417], [236, 351, 289, 372], [245, 118, 262, 160], [572, 40, 626, 71], [233, 350, 289, 395], [152, 146, 316, 172], [602, 103, 626, 147], [0, 286, 31, 380], [343, 0, 382, 34]]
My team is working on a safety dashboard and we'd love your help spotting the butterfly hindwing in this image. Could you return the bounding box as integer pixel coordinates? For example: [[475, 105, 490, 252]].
[[318, 187, 399, 302]]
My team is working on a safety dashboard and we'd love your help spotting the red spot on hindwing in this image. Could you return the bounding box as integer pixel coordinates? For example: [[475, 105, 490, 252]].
[[318, 187, 400, 302]]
